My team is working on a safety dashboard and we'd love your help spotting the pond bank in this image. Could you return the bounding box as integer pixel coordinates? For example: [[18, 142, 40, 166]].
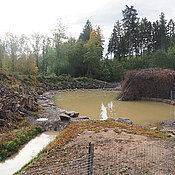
[[32, 88, 120, 131], [33, 89, 175, 137]]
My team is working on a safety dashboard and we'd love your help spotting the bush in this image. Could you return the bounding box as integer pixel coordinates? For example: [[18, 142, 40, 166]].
[[74, 77, 89, 83], [58, 74, 72, 81]]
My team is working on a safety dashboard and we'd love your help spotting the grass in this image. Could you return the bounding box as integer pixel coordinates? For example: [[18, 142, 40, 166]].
[[0, 125, 44, 161]]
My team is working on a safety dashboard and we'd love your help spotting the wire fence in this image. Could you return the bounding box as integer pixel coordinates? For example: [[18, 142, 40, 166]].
[[21, 140, 175, 175], [170, 90, 175, 101]]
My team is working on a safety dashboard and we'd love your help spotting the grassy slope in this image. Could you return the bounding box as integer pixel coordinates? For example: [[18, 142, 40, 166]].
[[0, 122, 44, 161]]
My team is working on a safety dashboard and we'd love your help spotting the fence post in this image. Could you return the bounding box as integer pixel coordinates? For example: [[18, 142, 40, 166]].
[[88, 142, 94, 175]]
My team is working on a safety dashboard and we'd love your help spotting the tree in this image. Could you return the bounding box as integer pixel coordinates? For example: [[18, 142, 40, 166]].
[[152, 13, 169, 51], [122, 5, 139, 62], [31, 33, 44, 69], [167, 19, 175, 37], [68, 40, 87, 77], [108, 20, 123, 59], [18, 34, 31, 56], [84, 27, 103, 78], [139, 18, 153, 55], [16, 53, 38, 74], [159, 12, 169, 50], [167, 19, 175, 48], [79, 20, 92, 42], [0, 44, 10, 72], [4, 33, 19, 72], [52, 21, 67, 75]]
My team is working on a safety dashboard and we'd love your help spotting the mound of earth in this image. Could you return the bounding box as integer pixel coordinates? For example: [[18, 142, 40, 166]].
[[117, 68, 175, 101]]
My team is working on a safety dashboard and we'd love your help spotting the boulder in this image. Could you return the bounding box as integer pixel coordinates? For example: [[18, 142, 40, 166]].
[[48, 102, 54, 106], [117, 118, 133, 125], [60, 113, 71, 121], [36, 118, 48, 122], [66, 111, 79, 118], [107, 118, 116, 122], [78, 116, 90, 119], [161, 120, 175, 130]]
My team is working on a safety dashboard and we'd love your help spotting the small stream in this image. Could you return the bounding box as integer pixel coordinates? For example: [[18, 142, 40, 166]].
[[0, 132, 58, 175]]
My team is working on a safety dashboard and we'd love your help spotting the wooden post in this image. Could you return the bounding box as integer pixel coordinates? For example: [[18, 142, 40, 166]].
[[170, 90, 173, 100], [88, 142, 94, 175]]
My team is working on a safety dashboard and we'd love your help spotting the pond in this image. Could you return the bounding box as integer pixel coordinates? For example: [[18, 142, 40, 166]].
[[54, 90, 175, 126], [0, 132, 58, 175]]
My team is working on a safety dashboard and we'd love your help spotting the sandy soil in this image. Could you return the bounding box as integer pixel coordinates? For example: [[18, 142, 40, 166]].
[[65, 129, 156, 154], [22, 127, 165, 174]]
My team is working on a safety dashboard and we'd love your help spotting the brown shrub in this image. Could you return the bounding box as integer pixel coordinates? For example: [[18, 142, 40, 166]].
[[117, 68, 175, 101]]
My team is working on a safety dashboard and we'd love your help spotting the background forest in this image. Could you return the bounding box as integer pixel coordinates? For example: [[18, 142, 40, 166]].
[[1, 5, 175, 82]]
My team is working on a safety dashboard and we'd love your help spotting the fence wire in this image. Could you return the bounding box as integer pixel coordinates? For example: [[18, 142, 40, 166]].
[[21, 140, 175, 175]]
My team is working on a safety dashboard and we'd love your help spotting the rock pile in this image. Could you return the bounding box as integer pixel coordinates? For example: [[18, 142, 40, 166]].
[[36, 91, 90, 131], [39, 77, 116, 90], [0, 84, 43, 127], [0, 72, 116, 129]]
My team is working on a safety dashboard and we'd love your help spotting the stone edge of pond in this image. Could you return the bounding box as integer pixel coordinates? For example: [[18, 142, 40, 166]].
[[34, 88, 175, 134], [30, 88, 120, 130]]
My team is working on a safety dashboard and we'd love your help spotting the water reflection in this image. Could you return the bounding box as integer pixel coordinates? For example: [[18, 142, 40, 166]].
[[55, 90, 175, 126], [101, 101, 114, 120], [101, 103, 107, 120]]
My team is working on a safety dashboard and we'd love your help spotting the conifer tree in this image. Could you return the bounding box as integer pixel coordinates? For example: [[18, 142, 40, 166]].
[[79, 20, 93, 42], [122, 5, 139, 62], [108, 20, 122, 59]]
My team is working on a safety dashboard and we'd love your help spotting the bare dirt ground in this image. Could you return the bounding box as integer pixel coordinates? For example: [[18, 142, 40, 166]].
[[21, 126, 174, 174], [65, 128, 156, 154]]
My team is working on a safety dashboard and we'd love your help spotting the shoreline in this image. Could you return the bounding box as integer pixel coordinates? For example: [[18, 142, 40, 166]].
[[34, 89, 175, 133]]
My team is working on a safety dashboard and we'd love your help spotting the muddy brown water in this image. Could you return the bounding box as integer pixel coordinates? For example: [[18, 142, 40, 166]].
[[54, 90, 175, 126], [0, 132, 58, 175]]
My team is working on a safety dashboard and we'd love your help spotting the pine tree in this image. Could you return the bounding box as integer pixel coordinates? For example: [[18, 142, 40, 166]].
[[152, 13, 169, 51], [159, 12, 169, 50], [122, 5, 139, 62], [79, 20, 92, 42], [108, 20, 122, 59], [167, 19, 175, 48], [167, 19, 175, 37], [139, 18, 153, 55]]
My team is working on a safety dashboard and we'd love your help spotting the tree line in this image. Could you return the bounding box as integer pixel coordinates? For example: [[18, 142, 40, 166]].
[[108, 5, 175, 60], [108, 5, 175, 73], [1, 5, 175, 82]]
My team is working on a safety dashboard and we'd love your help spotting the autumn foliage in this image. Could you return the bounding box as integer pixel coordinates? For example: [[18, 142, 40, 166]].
[[117, 68, 175, 101]]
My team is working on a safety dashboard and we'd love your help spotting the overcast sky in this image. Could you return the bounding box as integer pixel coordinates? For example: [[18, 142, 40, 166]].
[[1, 0, 175, 52]]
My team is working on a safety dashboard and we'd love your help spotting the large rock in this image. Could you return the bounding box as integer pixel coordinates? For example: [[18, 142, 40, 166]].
[[66, 111, 79, 118], [78, 116, 89, 120], [60, 113, 71, 121], [35, 119, 68, 131], [161, 120, 175, 130], [117, 118, 133, 125]]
